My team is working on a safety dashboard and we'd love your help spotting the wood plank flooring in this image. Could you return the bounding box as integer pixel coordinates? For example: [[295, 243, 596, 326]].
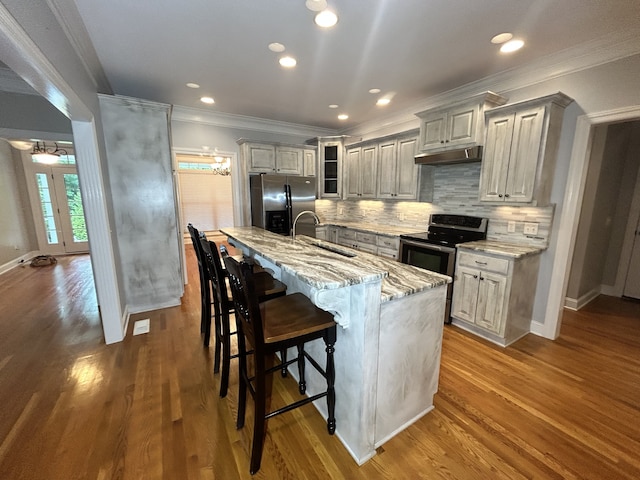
[[0, 248, 639, 479]]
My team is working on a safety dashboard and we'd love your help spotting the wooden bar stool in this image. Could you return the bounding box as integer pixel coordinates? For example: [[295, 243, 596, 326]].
[[223, 253, 337, 475], [201, 238, 287, 398], [187, 224, 211, 346]]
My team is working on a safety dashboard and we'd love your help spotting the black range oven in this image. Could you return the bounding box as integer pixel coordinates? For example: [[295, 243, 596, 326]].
[[399, 214, 488, 323]]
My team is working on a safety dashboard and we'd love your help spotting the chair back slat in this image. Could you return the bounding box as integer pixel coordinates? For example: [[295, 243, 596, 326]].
[[201, 239, 231, 306], [222, 253, 265, 348]]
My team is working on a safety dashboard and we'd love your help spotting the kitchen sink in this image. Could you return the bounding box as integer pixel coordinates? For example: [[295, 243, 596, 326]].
[[311, 242, 356, 258]]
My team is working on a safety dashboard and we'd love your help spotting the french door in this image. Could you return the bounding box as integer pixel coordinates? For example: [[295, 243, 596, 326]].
[[30, 164, 89, 254]]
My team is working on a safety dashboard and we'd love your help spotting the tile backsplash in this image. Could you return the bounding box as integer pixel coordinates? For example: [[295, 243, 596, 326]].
[[315, 163, 554, 248]]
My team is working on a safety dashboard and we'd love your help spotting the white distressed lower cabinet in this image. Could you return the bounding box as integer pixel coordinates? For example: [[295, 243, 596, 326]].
[[451, 247, 541, 346]]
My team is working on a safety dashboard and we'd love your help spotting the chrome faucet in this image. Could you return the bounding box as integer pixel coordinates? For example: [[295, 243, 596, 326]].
[[292, 210, 320, 240]]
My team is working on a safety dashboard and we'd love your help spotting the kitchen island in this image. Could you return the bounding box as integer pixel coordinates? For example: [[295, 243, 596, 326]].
[[220, 227, 451, 465]]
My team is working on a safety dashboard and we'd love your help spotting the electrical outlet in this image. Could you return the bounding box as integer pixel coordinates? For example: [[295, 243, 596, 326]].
[[398, 212, 405, 221], [507, 221, 516, 233], [523, 222, 539, 235], [361, 209, 367, 217], [338, 207, 344, 215]]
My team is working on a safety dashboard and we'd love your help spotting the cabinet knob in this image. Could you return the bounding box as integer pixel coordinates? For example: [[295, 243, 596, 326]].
[[480, 277, 485, 281], [445, 140, 450, 143], [440, 140, 445, 144], [498, 194, 503, 198], [504, 194, 510, 198], [473, 275, 478, 279]]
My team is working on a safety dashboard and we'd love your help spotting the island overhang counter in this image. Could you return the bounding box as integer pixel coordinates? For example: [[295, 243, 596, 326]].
[[220, 226, 451, 465]]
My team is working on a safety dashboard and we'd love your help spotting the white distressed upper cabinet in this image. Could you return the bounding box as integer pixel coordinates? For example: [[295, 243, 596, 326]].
[[416, 92, 507, 153], [303, 149, 316, 177], [479, 92, 573, 205], [345, 144, 377, 199], [377, 135, 419, 199], [242, 141, 306, 175], [318, 138, 343, 198], [451, 249, 541, 347]]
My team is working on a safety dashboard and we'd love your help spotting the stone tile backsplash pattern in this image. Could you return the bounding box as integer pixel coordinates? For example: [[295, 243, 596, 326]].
[[316, 163, 553, 248]]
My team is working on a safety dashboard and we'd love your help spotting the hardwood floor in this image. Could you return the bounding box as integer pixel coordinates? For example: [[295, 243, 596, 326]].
[[0, 250, 639, 479]]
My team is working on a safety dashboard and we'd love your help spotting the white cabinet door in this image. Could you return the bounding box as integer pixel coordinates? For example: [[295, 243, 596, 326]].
[[451, 266, 481, 324], [275, 146, 303, 175], [303, 149, 316, 177], [248, 144, 276, 172], [345, 147, 361, 198], [419, 110, 447, 151], [360, 145, 378, 198], [395, 136, 418, 199], [447, 103, 478, 148], [479, 113, 514, 202], [474, 272, 508, 334], [377, 140, 397, 198], [503, 106, 545, 203]]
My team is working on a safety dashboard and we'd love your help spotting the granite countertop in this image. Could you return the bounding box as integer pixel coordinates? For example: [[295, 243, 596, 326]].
[[457, 240, 546, 258], [221, 227, 450, 303], [317, 222, 426, 237]]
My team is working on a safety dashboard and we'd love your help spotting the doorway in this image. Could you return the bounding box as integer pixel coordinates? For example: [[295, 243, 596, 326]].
[[23, 152, 89, 255]]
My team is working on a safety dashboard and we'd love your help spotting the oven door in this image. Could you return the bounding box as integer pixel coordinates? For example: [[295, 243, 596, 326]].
[[399, 239, 456, 276]]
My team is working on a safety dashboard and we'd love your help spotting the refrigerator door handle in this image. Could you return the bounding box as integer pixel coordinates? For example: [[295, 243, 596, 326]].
[[285, 183, 293, 235]]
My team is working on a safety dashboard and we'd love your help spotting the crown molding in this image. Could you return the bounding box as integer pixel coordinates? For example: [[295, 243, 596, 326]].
[[46, 0, 113, 94], [344, 30, 640, 138], [171, 105, 337, 138]]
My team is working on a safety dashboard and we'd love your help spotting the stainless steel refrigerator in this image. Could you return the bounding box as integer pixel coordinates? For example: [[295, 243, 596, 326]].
[[250, 174, 317, 237]]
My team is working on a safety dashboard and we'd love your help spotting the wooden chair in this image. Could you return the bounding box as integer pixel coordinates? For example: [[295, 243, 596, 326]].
[[201, 238, 287, 398], [187, 224, 211, 346], [223, 253, 337, 475]]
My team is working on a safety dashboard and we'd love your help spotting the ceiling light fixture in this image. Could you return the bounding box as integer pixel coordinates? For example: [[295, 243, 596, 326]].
[[491, 33, 513, 44], [200, 96, 215, 104], [186, 82, 200, 89], [338, 114, 348, 120], [369, 88, 381, 94], [305, 0, 327, 12], [268, 42, 285, 52], [315, 10, 338, 28], [31, 141, 67, 164], [500, 39, 524, 53], [376, 97, 391, 106], [328, 104, 338, 109], [279, 56, 297, 68]]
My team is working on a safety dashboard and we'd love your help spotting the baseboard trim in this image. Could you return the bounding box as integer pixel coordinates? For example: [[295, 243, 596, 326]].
[[564, 287, 601, 311], [0, 251, 40, 275]]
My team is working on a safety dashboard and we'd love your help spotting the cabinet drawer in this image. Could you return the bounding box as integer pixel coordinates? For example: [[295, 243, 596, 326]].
[[376, 235, 399, 249], [339, 228, 356, 241], [457, 251, 509, 275], [377, 247, 399, 260], [356, 231, 376, 245]]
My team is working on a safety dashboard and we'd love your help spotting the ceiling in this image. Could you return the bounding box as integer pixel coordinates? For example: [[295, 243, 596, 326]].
[[5, 1, 640, 132]]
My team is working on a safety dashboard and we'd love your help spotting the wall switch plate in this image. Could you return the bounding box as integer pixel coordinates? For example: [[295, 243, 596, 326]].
[[338, 207, 344, 215], [398, 212, 405, 221], [523, 222, 539, 235], [507, 221, 516, 233]]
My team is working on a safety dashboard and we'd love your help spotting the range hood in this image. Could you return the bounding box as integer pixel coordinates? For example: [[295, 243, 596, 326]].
[[414, 146, 483, 165]]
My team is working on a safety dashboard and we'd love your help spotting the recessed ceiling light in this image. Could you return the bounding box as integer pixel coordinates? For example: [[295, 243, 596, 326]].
[[338, 114, 348, 120], [376, 97, 391, 106], [186, 82, 200, 89], [315, 10, 338, 28], [305, 0, 327, 12], [268, 42, 285, 52], [369, 88, 381, 94], [500, 39, 524, 53], [329, 104, 339, 109], [200, 96, 215, 104], [279, 56, 297, 68], [491, 33, 513, 44]]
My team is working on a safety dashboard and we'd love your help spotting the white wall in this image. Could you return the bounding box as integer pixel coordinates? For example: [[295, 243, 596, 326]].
[[0, 140, 37, 266]]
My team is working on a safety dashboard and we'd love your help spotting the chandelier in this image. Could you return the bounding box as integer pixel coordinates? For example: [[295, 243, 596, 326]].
[[211, 156, 231, 176], [31, 141, 67, 164]]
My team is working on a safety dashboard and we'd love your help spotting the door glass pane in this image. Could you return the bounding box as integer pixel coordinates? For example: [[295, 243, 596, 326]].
[[63, 173, 87, 242], [36, 173, 59, 244]]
